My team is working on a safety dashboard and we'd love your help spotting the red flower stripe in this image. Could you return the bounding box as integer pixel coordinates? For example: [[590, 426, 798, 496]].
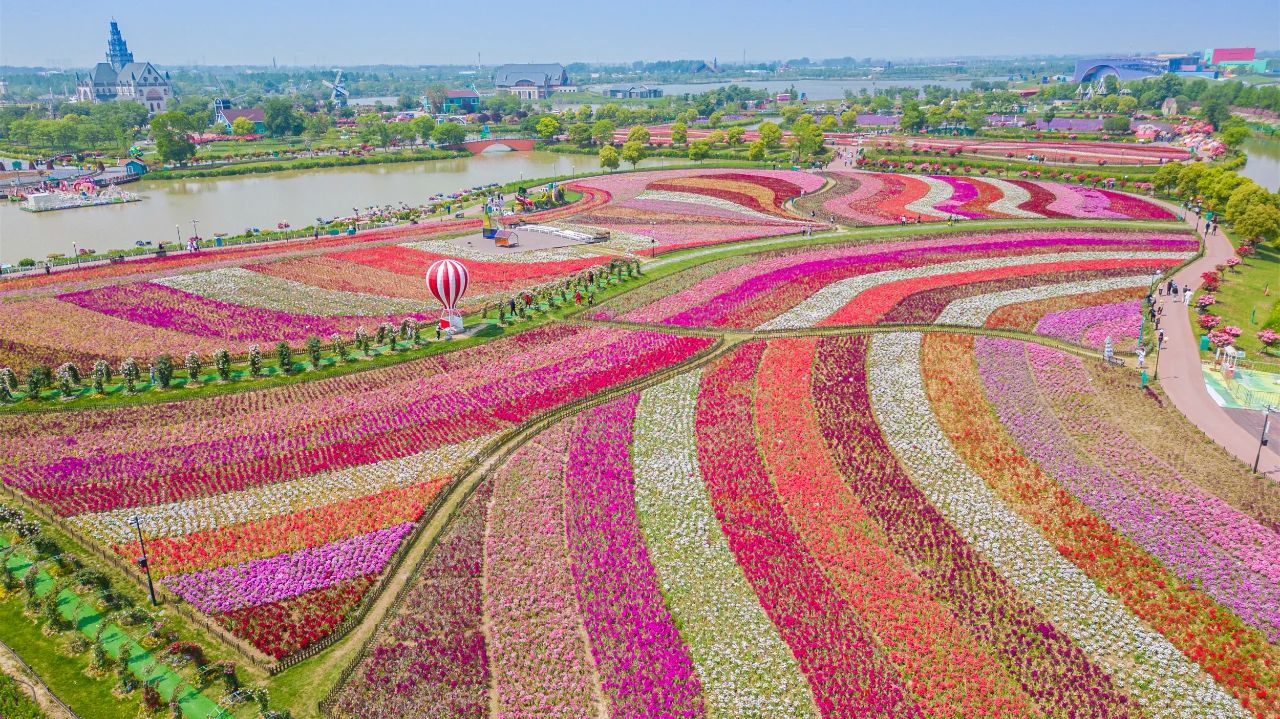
[[810, 335, 1134, 717], [755, 338, 1037, 717], [819, 257, 1180, 326], [696, 341, 921, 717], [215, 574, 375, 659]]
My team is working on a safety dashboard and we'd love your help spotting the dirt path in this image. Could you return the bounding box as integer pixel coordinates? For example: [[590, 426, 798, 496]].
[[0, 639, 77, 719], [1152, 204, 1279, 478]]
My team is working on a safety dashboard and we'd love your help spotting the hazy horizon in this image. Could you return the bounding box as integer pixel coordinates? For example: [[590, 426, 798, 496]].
[[3, 0, 1277, 69]]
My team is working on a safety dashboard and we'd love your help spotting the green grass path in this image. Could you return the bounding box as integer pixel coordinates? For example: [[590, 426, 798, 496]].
[[1, 540, 227, 719]]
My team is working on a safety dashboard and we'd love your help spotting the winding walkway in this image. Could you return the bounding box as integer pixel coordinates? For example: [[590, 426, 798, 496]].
[[1155, 210, 1279, 478]]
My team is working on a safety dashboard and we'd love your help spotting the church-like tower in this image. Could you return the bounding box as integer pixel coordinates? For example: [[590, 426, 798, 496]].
[[106, 20, 134, 71]]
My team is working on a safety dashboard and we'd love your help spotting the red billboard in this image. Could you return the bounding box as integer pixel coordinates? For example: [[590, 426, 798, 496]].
[[1210, 48, 1256, 64]]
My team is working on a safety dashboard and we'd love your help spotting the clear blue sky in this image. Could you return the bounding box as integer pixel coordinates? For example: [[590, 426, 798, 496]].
[[2, 0, 1276, 68]]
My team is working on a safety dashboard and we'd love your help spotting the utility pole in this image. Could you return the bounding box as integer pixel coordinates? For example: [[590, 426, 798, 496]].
[[1254, 405, 1272, 474], [130, 516, 157, 606]]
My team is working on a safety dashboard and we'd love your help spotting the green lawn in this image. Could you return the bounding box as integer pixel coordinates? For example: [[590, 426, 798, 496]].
[[1199, 230, 1279, 358], [0, 672, 47, 719]]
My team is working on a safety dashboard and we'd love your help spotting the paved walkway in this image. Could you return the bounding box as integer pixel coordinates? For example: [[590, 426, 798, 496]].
[[1154, 208, 1279, 478]]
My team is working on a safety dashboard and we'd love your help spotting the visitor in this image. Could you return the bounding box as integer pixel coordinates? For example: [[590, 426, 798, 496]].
[[900, 215, 907, 225], [1170, 284, 1179, 298], [575, 290, 582, 305], [435, 325, 441, 341], [43, 262, 50, 275], [1158, 329, 1165, 347], [1183, 286, 1192, 305]]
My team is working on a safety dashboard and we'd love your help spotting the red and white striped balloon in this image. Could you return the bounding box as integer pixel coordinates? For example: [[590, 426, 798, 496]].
[[426, 259, 469, 311]]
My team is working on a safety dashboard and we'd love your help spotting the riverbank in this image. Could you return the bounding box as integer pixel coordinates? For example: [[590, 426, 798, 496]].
[[148, 147, 468, 180]]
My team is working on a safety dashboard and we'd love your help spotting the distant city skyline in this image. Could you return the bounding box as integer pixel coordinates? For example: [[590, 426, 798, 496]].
[[2, 0, 1277, 69]]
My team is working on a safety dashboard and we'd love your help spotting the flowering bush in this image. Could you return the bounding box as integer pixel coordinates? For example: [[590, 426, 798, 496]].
[[1199, 313, 1223, 330], [1196, 293, 1217, 308], [1259, 328, 1279, 347], [1209, 329, 1234, 347]]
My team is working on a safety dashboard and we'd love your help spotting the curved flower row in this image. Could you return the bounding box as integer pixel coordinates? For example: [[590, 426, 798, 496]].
[[564, 395, 706, 718], [933, 276, 1152, 327], [1034, 300, 1143, 351], [925, 333, 1280, 716], [867, 332, 1246, 718], [163, 522, 413, 614], [811, 171, 1175, 224], [633, 372, 817, 719], [484, 423, 604, 719], [155, 267, 427, 317]]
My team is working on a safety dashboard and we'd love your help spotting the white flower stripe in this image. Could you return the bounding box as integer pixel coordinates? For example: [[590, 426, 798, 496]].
[[934, 276, 1152, 326], [903, 176, 954, 217], [755, 251, 1189, 331], [633, 190, 807, 225], [633, 373, 818, 719], [867, 333, 1246, 719], [69, 435, 494, 544], [978, 178, 1043, 218], [156, 267, 426, 317]]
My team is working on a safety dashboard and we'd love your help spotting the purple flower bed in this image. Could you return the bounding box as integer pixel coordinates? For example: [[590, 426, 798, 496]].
[[564, 395, 705, 718], [1034, 300, 1142, 350], [164, 522, 412, 613]]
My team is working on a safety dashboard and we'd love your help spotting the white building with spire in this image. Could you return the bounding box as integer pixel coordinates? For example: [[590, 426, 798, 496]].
[[75, 20, 171, 115]]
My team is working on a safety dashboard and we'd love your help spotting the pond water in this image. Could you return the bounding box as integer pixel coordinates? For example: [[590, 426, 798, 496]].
[[628, 77, 1001, 101], [0, 150, 670, 264], [1241, 137, 1280, 192]]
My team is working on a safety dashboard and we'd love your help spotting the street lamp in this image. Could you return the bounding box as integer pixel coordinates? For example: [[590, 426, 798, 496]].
[[190, 219, 199, 243], [72, 241, 79, 266], [1254, 405, 1273, 474], [129, 516, 158, 606], [174, 224, 181, 248]]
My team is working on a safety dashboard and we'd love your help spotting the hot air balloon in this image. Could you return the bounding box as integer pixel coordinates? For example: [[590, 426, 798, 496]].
[[426, 258, 469, 331]]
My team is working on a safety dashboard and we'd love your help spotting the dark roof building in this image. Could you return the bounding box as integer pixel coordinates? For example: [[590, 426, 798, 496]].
[[74, 21, 170, 115], [604, 84, 663, 99], [215, 108, 266, 132], [493, 63, 570, 99]]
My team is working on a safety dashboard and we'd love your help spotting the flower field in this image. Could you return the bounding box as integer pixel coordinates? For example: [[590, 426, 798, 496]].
[[608, 228, 1192, 334], [567, 169, 825, 253], [897, 137, 1193, 165], [801, 170, 1175, 225], [0, 230, 616, 374], [0, 325, 712, 658], [335, 332, 1278, 718]]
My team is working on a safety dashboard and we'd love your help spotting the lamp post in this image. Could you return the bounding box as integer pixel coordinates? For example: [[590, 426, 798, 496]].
[[1254, 405, 1273, 474], [72, 241, 79, 266], [190, 219, 199, 242], [129, 516, 158, 606]]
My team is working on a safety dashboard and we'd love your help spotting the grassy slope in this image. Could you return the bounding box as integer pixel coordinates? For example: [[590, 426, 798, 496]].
[[1199, 230, 1279, 357]]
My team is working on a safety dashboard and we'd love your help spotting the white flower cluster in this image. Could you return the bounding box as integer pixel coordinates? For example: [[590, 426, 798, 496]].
[[157, 268, 424, 317], [633, 373, 818, 719], [634, 190, 806, 225], [904, 176, 955, 217], [934, 276, 1153, 327], [404, 238, 603, 264], [756, 251, 1190, 331], [980, 179, 1042, 218], [72, 434, 493, 543], [866, 332, 1246, 719]]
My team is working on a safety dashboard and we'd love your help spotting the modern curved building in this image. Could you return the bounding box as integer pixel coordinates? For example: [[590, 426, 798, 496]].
[[1072, 57, 1167, 83]]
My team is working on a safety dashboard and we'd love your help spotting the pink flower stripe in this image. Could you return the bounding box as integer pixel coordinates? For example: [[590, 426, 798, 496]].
[[4, 326, 711, 515], [977, 338, 1280, 641], [1034, 300, 1143, 350], [881, 268, 1143, 325], [57, 282, 426, 343], [816, 171, 1174, 224], [333, 480, 491, 718], [163, 522, 412, 614], [622, 230, 1195, 328], [564, 394, 705, 719], [696, 342, 920, 717], [811, 335, 1134, 717], [485, 423, 603, 719], [755, 338, 1037, 717]]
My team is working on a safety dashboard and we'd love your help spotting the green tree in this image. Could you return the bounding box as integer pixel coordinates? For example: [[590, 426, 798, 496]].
[[688, 139, 711, 162], [1234, 202, 1280, 245], [356, 114, 391, 147], [620, 140, 645, 168], [149, 112, 196, 164], [408, 115, 436, 143], [758, 121, 782, 149], [1152, 162, 1183, 193], [431, 122, 468, 145], [669, 122, 688, 145], [747, 139, 767, 161], [726, 126, 745, 146], [1102, 116, 1130, 134], [841, 110, 858, 130], [627, 126, 651, 145], [275, 341, 294, 374], [707, 110, 724, 128], [789, 114, 825, 160], [231, 116, 255, 136], [707, 129, 726, 145], [153, 354, 173, 389], [1224, 183, 1273, 224], [591, 119, 616, 145], [262, 98, 302, 137], [568, 122, 593, 145], [425, 84, 448, 113], [598, 144, 620, 171], [1220, 125, 1250, 149], [1201, 98, 1230, 130], [306, 335, 323, 369], [899, 101, 925, 132], [535, 115, 562, 139]]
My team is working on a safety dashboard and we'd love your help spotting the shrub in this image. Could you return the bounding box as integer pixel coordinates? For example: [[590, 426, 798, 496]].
[[142, 684, 162, 712], [275, 341, 293, 374], [55, 363, 77, 398], [214, 349, 232, 381], [331, 333, 349, 362], [306, 335, 323, 370], [375, 323, 389, 346], [153, 354, 174, 389], [92, 360, 110, 394], [248, 345, 263, 377], [184, 352, 202, 382], [119, 358, 141, 393], [0, 367, 15, 392], [355, 327, 371, 356]]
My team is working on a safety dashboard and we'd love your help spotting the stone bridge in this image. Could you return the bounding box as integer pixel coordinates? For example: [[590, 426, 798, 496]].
[[451, 138, 537, 155]]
